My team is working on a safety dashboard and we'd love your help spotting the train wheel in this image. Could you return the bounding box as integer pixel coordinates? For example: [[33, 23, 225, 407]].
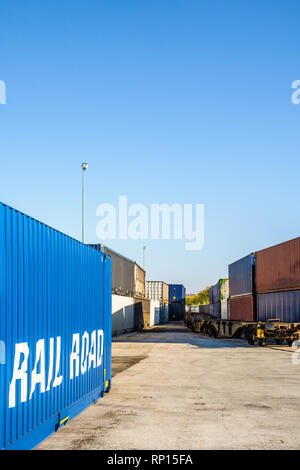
[[258, 339, 266, 347], [247, 334, 255, 345], [287, 339, 293, 347], [275, 339, 283, 345]]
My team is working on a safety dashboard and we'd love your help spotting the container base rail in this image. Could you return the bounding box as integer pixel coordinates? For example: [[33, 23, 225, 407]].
[[185, 314, 300, 347]]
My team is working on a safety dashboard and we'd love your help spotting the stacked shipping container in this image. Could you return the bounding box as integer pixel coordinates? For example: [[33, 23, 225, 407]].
[[146, 281, 169, 323], [209, 279, 229, 319], [228, 254, 256, 321], [256, 237, 300, 323], [169, 284, 185, 303], [146, 281, 169, 303], [169, 284, 185, 321], [90, 244, 146, 298], [90, 244, 152, 332]]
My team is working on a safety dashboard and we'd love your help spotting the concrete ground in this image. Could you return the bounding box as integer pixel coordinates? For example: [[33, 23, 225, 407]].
[[37, 322, 300, 450]]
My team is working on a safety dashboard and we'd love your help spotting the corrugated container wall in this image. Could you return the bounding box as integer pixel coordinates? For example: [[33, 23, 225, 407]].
[[163, 303, 169, 322], [186, 304, 210, 315], [229, 254, 255, 297], [112, 295, 137, 335], [159, 303, 168, 323], [134, 299, 151, 328], [257, 291, 300, 323], [134, 264, 146, 298], [209, 287, 213, 304], [149, 300, 161, 326], [0, 203, 112, 450], [212, 283, 220, 304], [146, 281, 169, 303], [169, 284, 185, 303], [212, 302, 221, 318], [210, 279, 229, 303], [221, 299, 229, 320], [229, 295, 256, 322], [90, 245, 145, 298], [220, 279, 229, 300], [256, 237, 300, 294], [169, 303, 185, 321], [199, 304, 210, 315]]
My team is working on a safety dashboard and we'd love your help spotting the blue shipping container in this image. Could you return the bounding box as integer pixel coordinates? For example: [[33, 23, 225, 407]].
[[209, 287, 213, 304], [169, 303, 185, 321], [169, 284, 185, 303], [212, 283, 220, 303], [228, 253, 255, 297], [0, 202, 112, 450], [209, 302, 221, 318], [257, 290, 300, 323]]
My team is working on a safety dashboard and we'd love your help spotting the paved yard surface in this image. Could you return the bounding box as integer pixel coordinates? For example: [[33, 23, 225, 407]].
[[37, 322, 300, 450]]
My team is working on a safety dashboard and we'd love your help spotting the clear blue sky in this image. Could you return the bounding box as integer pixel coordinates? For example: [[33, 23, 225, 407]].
[[1, 0, 300, 293]]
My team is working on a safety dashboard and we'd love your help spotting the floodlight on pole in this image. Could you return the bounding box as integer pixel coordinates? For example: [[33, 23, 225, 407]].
[[81, 162, 88, 243]]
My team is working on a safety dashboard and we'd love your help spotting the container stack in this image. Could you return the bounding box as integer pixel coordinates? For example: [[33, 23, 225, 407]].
[[256, 237, 300, 323], [209, 279, 229, 318], [146, 281, 169, 323], [228, 254, 256, 321], [90, 244, 146, 298], [91, 245, 148, 334], [169, 284, 186, 321], [146, 281, 169, 303]]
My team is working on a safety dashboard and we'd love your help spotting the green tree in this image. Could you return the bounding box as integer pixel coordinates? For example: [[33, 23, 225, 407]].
[[186, 286, 211, 305]]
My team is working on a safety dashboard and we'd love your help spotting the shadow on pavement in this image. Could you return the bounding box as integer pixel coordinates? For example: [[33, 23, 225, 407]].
[[113, 322, 255, 349]]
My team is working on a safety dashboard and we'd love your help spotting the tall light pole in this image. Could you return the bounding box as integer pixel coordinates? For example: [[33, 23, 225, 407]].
[[143, 245, 146, 271], [81, 162, 88, 243]]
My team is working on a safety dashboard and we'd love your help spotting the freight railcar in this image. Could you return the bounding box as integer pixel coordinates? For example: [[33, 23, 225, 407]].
[[185, 311, 300, 347]]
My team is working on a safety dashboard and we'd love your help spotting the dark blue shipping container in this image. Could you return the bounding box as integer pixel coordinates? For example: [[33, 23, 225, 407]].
[[213, 301, 221, 318], [212, 283, 220, 304], [209, 302, 221, 318], [209, 287, 213, 304], [169, 303, 185, 321], [169, 284, 185, 303], [229, 253, 255, 297], [257, 290, 300, 323], [209, 279, 228, 304], [0, 202, 112, 450]]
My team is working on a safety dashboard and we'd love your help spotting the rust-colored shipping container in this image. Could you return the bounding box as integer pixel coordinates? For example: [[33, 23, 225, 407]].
[[256, 237, 300, 294], [229, 295, 256, 322]]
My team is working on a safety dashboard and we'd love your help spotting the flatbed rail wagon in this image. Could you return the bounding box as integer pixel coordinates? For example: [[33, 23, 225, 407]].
[[185, 312, 300, 347]]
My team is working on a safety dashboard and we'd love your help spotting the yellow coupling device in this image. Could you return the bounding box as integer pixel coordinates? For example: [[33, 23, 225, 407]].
[[257, 328, 265, 338]]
